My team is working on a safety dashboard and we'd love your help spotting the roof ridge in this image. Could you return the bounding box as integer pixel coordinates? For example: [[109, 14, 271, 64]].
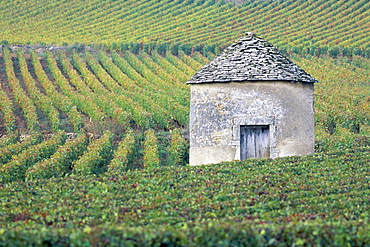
[[187, 33, 318, 84]]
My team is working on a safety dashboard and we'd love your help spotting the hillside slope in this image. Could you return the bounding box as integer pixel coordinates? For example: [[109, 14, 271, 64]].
[[0, 0, 369, 243], [1, 145, 370, 245], [0, 48, 369, 180], [1, 0, 369, 54]]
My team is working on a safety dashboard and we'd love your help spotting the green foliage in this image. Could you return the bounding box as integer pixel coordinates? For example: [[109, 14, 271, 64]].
[[45, 51, 107, 122], [169, 128, 188, 166], [4, 47, 367, 138], [29, 51, 84, 133], [0, 146, 369, 245], [73, 131, 114, 175], [68, 51, 131, 127], [0, 131, 66, 183], [25, 133, 88, 180], [143, 129, 160, 168], [0, 0, 368, 54], [0, 48, 368, 178], [292, 55, 370, 151], [0, 0, 369, 243], [107, 130, 136, 174], [67, 106, 84, 133], [0, 222, 369, 246], [17, 50, 61, 132], [94, 50, 152, 128], [3, 48, 39, 132], [0, 47, 369, 175], [0, 132, 19, 148], [0, 90, 16, 133], [0, 133, 43, 164]]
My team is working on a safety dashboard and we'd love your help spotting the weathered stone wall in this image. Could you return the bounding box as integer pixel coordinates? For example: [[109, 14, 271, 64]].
[[0, 45, 97, 54], [189, 81, 314, 166], [224, 0, 265, 6]]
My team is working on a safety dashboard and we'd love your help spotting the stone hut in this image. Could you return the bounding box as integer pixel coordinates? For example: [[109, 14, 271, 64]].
[[187, 32, 317, 166]]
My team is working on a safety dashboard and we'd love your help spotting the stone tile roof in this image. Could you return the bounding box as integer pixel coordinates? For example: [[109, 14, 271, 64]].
[[187, 33, 318, 84]]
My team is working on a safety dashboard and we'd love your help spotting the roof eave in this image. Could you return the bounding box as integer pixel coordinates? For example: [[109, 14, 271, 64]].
[[187, 78, 318, 84]]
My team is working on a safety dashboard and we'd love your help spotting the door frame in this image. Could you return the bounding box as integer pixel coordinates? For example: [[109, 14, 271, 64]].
[[240, 125, 270, 159], [230, 115, 277, 160]]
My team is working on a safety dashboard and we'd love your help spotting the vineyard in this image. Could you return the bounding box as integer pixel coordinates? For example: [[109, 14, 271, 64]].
[[0, 48, 369, 181], [1, 147, 370, 245], [0, 48, 195, 181], [0, 0, 369, 57], [0, 0, 370, 245], [0, 46, 369, 244]]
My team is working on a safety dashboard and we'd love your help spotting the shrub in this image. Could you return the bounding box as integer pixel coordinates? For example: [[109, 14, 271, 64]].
[[143, 129, 160, 168], [0, 133, 43, 164], [73, 131, 114, 175], [107, 130, 136, 174], [0, 131, 66, 183], [169, 128, 189, 166], [25, 133, 88, 180], [0, 132, 19, 148]]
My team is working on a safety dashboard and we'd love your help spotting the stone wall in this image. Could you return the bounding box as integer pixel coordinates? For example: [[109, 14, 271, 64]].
[[0, 44, 97, 54], [189, 81, 314, 166], [224, 0, 266, 6]]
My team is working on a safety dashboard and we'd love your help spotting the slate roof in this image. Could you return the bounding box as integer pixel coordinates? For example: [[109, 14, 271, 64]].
[[187, 32, 318, 84]]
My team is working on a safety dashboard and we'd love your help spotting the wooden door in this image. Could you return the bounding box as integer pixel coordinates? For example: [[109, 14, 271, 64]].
[[240, 125, 270, 160]]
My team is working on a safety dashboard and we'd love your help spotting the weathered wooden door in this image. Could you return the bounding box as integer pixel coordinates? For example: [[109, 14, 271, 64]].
[[240, 125, 270, 160]]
